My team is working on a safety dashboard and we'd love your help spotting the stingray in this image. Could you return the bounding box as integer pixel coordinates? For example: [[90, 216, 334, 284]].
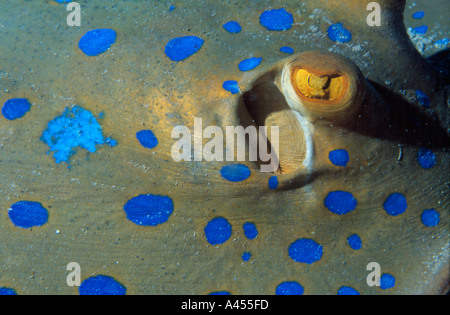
[[0, 0, 448, 295]]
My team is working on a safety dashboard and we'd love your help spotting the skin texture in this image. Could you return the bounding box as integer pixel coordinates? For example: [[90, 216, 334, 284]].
[[0, 0, 448, 294]]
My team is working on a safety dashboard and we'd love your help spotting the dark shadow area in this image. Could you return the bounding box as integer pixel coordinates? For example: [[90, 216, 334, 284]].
[[426, 48, 450, 84]]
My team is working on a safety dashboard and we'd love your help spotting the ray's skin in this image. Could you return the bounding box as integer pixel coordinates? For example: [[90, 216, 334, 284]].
[[0, 0, 448, 294]]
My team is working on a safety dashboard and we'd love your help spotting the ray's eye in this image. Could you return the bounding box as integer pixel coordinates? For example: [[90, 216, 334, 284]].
[[294, 69, 345, 101]]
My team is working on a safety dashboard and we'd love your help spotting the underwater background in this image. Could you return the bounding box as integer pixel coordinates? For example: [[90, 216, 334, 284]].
[[0, 0, 449, 295]]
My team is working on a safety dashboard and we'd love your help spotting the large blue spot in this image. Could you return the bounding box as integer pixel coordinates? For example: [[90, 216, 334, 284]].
[[260, 8, 294, 31], [8, 201, 49, 229], [329, 149, 350, 167], [223, 80, 240, 94], [220, 164, 251, 182], [223, 21, 241, 33], [0, 288, 17, 295], [238, 57, 262, 71], [421, 209, 440, 227], [415, 90, 431, 107], [337, 286, 360, 295], [288, 238, 323, 264], [412, 25, 428, 34], [380, 274, 395, 290], [41, 106, 111, 164], [243, 222, 258, 240], [123, 194, 174, 226], [164, 36, 204, 61], [276, 282, 304, 295], [383, 193, 407, 216], [268, 176, 279, 189], [412, 11, 425, 19], [2, 98, 31, 120], [417, 148, 436, 169], [280, 46, 294, 54], [204, 217, 232, 245], [328, 23, 352, 43], [79, 275, 126, 295], [347, 234, 362, 250], [324, 191, 357, 215], [79, 29, 117, 56], [136, 130, 158, 149]]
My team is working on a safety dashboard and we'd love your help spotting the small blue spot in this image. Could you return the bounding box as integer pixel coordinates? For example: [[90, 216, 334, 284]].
[[2, 98, 31, 120], [106, 137, 117, 147], [169, 5, 175, 11], [243, 222, 258, 240], [223, 21, 241, 33], [136, 130, 158, 149], [242, 252, 251, 261], [288, 238, 323, 264], [54, 0, 71, 2], [280, 46, 294, 54], [383, 193, 407, 216], [123, 194, 174, 226], [276, 282, 304, 295], [79, 29, 117, 56], [421, 209, 440, 227], [347, 234, 362, 250], [337, 286, 360, 295], [164, 36, 204, 61], [205, 217, 232, 245], [79, 275, 126, 295], [329, 149, 350, 167], [220, 164, 251, 182], [260, 8, 294, 31], [417, 148, 436, 169], [210, 291, 231, 295], [415, 90, 431, 107], [328, 23, 352, 43], [412, 11, 425, 19], [238, 57, 262, 71], [380, 274, 395, 290], [0, 288, 17, 295], [8, 201, 49, 229], [268, 176, 278, 189], [324, 191, 358, 215], [41, 106, 109, 164], [223, 80, 240, 94], [412, 25, 428, 34]]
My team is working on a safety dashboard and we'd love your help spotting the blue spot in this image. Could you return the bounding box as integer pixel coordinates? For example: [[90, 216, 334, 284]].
[[421, 209, 440, 227], [337, 286, 360, 295], [288, 238, 323, 264], [412, 11, 425, 19], [169, 5, 175, 11], [324, 191, 358, 215], [417, 148, 436, 169], [329, 149, 350, 167], [260, 8, 294, 31], [220, 164, 251, 182], [106, 137, 117, 147], [136, 130, 158, 149], [238, 57, 262, 71], [243, 222, 258, 240], [268, 176, 278, 189], [205, 217, 232, 245], [347, 234, 362, 250], [280, 46, 294, 54], [0, 288, 17, 295], [276, 282, 304, 295], [41, 106, 109, 164], [434, 38, 449, 48], [415, 90, 431, 107], [164, 36, 204, 61], [210, 291, 231, 295], [328, 23, 352, 43], [242, 252, 251, 261], [79, 275, 126, 295], [123, 194, 174, 226], [54, 0, 71, 2], [79, 29, 117, 56], [223, 80, 240, 94], [383, 193, 407, 216], [412, 25, 428, 34], [380, 274, 395, 290], [2, 98, 31, 120], [223, 21, 241, 33], [8, 201, 49, 229]]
